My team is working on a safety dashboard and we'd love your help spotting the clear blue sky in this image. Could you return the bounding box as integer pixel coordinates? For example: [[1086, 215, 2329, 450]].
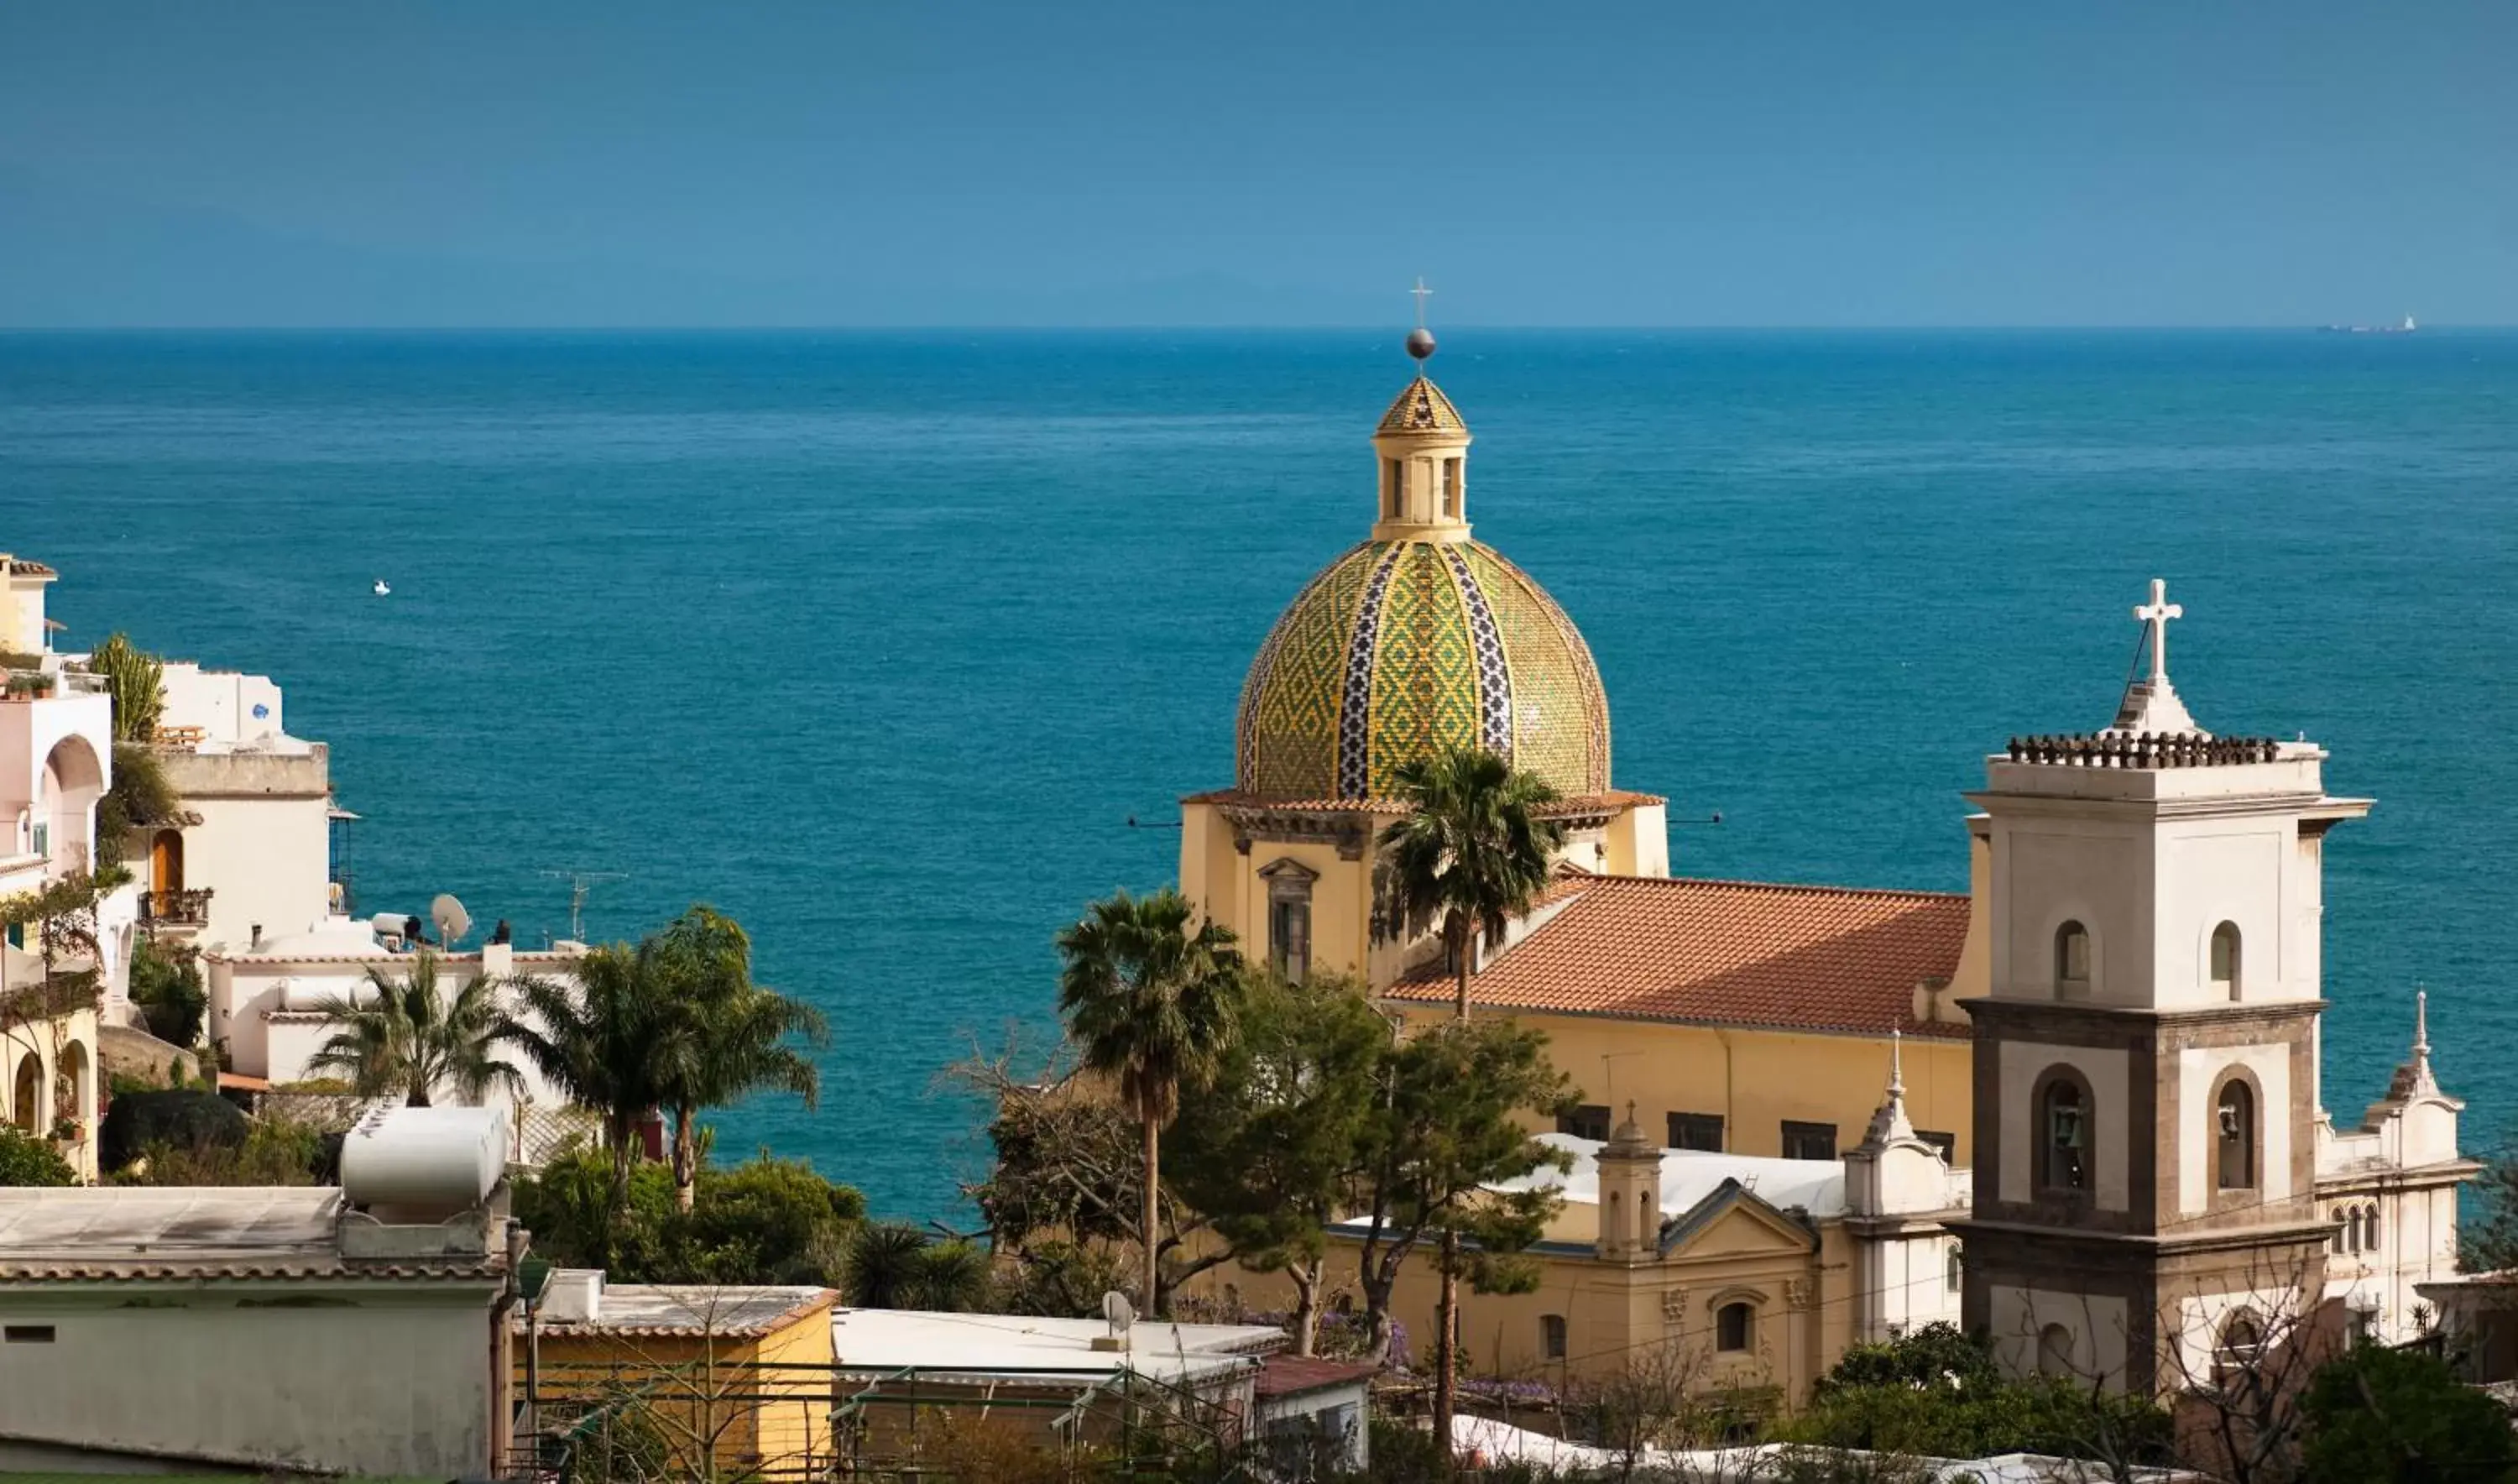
[[3, 2, 2512, 327]]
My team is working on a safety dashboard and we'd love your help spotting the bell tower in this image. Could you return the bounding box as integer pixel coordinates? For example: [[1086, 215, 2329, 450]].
[[1950, 580, 2367, 1393]]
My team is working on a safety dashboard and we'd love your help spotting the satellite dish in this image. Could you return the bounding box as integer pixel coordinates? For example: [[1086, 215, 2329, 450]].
[[431, 893, 473, 948], [1100, 1289, 1135, 1338]]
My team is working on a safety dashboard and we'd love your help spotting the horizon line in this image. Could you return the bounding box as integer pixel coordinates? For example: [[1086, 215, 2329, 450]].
[[0, 323, 2505, 335]]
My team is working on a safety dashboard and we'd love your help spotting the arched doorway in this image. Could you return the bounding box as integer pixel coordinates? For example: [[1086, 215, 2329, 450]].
[[11, 1053, 42, 1135], [39, 735, 104, 875], [55, 1042, 88, 1140], [150, 829, 185, 899]]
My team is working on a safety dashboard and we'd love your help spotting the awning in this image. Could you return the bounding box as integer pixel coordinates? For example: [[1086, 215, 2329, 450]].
[[327, 807, 361, 821]]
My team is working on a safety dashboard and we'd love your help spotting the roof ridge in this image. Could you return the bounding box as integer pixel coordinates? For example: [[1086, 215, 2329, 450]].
[[1587, 873, 1968, 904]]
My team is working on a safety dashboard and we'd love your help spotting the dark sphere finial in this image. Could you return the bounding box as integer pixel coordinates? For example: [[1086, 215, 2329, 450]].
[[1405, 327, 1437, 362]]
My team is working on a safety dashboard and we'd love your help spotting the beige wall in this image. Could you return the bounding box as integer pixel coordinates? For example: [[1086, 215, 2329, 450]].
[[0, 1006, 98, 1180], [1395, 1010, 1975, 1167], [156, 749, 332, 951]]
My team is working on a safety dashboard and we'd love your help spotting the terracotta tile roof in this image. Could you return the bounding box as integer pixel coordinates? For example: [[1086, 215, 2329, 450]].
[[1256, 1354, 1382, 1398], [1388, 874, 1972, 1039], [1182, 788, 1665, 818], [0, 556, 56, 578]]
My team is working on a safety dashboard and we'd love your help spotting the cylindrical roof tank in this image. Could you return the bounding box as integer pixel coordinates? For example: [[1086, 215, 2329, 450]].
[[340, 1105, 508, 1210]]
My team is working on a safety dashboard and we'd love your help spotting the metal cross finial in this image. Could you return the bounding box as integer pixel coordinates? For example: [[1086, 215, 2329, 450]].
[[2133, 578, 2183, 684], [1410, 276, 1434, 329]]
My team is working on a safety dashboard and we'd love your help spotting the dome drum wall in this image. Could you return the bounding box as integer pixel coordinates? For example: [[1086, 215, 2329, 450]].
[[1235, 538, 1612, 803]]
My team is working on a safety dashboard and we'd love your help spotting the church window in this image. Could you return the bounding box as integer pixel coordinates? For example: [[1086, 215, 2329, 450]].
[[1559, 1105, 1612, 1142], [2055, 922, 2092, 997], [1441, 457, 1462, 518], [1382, 459, 1404, 519], [1781, 1121, 1837, 1161], [2215, 1079, 2255, 1190], [2036, 1324, 2073, 1377], [1267, 896, 1310, 982], [1946, 1245, 1963, 1293], [1716, 1301, 1753, 1352], [1541, 1313, 1567, 1360], [2036, 1075, 2090, 1193], [2365, 1207, 2382, 1253], [2211, 922, 2242, 1001], [1263, 864, 1316, 983], [1919, 1129, 1958, 1162], [1668, 1111, 1725, 1152], [2216, 1312, 2265, 1386]]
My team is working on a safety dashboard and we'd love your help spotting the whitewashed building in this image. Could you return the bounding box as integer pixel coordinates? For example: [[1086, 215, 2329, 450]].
[[0, 1106, 520, 1476]]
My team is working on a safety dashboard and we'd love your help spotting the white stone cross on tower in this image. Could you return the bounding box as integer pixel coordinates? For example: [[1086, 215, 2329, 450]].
[[2134, 577, 2182, 683]]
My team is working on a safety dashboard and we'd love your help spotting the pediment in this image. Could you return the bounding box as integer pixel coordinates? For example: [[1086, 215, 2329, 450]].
[[1659, 1179, 1820, 1260], [1257, 856, 1321, 883]]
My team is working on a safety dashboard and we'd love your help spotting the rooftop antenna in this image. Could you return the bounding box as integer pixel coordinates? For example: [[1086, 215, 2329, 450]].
[[536, 869, 624, 943], [1600, 1049, 1643, 1101]]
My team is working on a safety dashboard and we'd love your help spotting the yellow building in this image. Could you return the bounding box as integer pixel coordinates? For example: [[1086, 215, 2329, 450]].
[[522, 1279, 838, 1476], [1178, 337, 1986, 1165]]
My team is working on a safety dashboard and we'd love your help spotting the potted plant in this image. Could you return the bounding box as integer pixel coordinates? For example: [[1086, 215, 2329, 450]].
[[50, 1116, 82, 1144]]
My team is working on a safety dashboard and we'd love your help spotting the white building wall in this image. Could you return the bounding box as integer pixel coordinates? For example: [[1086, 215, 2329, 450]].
[[0, 1286, 493, 1476], [157, 661, 286, 745], [175, 791, 332, 952]]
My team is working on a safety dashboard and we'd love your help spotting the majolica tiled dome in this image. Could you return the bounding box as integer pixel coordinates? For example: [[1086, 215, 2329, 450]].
[[1235, 538, 1612, 802]]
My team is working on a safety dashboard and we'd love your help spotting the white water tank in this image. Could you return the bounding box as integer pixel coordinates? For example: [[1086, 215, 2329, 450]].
[[340, 1105, 508, 1213]]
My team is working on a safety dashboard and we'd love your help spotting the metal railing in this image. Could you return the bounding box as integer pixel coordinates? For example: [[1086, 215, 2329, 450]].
[[139, 888, 213, 927]]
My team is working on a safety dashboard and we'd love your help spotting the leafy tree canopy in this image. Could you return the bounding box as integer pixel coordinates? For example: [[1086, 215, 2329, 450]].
[[2302, 1341, 2518, 1484]]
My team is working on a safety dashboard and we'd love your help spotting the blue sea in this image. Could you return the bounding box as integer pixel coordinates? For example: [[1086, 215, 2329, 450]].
[[3, 329, 2515, 1220]]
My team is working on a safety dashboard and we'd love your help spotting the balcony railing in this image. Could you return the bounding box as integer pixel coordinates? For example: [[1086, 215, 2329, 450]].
[[139, 888, 213, 927]]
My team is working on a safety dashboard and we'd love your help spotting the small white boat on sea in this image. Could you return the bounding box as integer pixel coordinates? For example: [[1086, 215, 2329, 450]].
[[373, 579, 391, 597]]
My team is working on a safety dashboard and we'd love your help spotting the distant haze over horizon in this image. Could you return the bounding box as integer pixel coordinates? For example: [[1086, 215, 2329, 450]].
[[3, 2, 2511, 330]]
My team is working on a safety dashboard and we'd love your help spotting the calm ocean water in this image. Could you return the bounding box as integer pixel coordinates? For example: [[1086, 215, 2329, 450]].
[[3, 329, 2515, 1219]]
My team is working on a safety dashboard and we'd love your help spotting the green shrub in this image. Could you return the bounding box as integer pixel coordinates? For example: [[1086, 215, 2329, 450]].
[[112, 1119, 325, 1187], [98, 1089, 247, 1173], [128, 939, 207, 1049], [510, 1147, 869, 1285], [0, 1126, 75, 1186]]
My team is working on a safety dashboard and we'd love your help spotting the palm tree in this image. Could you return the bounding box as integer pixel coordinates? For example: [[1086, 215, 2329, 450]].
[[1376, 745, 1566, 1021], [304, 951, 520, 1107], [1373, 745, 1565, 1466], [842, 1223, 994, 1313], [1056, 887, 1242, 1317], [650, 907, 827, 1212], [502, 941, 680, 1216]]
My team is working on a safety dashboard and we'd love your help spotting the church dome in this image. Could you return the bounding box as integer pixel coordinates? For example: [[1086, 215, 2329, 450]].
[[1235, 537, 1612, 802]]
